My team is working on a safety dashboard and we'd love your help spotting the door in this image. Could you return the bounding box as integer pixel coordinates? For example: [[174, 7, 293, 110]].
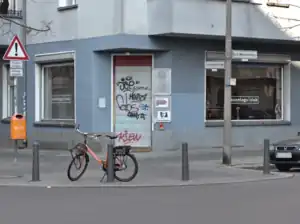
[[113, 56, 152, 150]]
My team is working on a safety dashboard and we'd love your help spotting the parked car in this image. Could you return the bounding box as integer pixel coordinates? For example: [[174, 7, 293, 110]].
[[269, 138, 300, 172]]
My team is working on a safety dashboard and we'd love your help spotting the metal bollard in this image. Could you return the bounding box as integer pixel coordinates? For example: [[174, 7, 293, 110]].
[[32, 141, 40, 181], [14, 140, 18, 163], [263, 139, 270, 175], [106, 143, 114, 182], [181, 142, 190, 181]]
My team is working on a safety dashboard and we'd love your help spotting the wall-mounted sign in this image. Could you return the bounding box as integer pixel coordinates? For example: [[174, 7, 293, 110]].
[[157, 111, 171, 122], [232, 50, 258, 60], [205, 61, 225, 70], [155, 97, 169, 108], [152, 68, 172, 95]]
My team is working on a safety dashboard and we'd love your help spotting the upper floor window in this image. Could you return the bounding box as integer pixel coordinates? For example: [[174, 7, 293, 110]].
[[58, 0, 76, 7]]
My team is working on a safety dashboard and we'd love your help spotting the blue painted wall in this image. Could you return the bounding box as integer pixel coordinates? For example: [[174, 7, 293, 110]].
[[19, 35, 300, 151]]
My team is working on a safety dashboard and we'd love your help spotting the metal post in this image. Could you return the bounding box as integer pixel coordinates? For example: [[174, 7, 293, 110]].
[[13, 140, 18, 163], [107, 143, 114, 182], [222, 0, 232, 165], [181, 142, 189, 181], [22, 0, 27, 117], [263, 139, 270, 175], [32, 141, 40, 181]]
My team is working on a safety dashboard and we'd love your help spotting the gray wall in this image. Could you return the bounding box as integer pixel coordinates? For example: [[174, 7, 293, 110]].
[[22, 35, 300, 151]]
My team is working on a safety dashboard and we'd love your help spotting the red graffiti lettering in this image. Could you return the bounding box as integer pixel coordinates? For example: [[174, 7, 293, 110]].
[[117, 130, 142, 144]]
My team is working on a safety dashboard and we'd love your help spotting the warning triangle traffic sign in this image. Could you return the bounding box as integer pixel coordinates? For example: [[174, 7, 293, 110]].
[[3, 35, 29, 61]]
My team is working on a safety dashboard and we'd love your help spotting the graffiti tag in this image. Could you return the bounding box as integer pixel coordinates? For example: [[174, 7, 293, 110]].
[[117, 130, 142, 144]]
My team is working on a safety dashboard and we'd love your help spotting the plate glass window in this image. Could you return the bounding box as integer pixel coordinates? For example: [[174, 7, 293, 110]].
[[41, 63, 75, 120], [206, 64, 282, 120]]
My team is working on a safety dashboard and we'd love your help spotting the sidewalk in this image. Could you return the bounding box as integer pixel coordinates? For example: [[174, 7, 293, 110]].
[[0, 151, 293, 188], [0, 146, 263, 161]]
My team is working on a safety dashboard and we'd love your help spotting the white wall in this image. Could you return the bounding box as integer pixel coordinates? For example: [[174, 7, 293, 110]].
[[26, 0, 121, 44], [26, 0, 300, 44]]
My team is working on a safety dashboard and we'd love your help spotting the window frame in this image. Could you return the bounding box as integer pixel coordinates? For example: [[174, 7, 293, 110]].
[[38, 62, 75, 122], [2, 63, 16, 119], [204, 61, 289, 124]]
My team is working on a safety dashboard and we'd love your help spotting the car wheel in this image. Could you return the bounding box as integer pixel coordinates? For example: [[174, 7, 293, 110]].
[[275, 164, 292, 172]]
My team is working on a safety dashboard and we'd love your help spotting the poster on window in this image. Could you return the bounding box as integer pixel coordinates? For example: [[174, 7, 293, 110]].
[[52, 94, 73, 104], [231, 96, 259, 104], [114, 66, 152, 147]]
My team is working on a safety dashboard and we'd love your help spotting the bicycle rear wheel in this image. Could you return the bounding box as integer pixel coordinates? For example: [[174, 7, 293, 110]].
[[114, 153, 138, 182], [67, 153, 89, 181]]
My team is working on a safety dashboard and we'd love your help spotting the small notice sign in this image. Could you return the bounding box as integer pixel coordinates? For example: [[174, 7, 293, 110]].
[[157, 110, 171, 122]]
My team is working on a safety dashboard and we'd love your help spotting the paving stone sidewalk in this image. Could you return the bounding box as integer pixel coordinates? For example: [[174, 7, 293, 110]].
[[0, 151, 293, 187]]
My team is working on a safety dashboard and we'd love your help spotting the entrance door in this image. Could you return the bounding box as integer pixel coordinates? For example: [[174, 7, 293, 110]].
[[113, 56, 152, 150]]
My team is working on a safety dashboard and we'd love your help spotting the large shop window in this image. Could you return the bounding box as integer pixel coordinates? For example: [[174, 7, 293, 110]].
[[2, 64, 16, 118], [39, 63, 75, 121], [206, 64, 283, 121]]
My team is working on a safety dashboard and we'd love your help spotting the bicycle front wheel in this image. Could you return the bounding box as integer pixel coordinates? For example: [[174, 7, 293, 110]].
[[114, 153, 139, 182], [67, 153, 89, 181]]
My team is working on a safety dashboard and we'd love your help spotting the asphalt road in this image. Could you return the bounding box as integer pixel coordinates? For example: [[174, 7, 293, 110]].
[[0, 175, 300, 224]]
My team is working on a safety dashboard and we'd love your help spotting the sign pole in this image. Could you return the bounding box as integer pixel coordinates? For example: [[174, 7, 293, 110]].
[[22, 0, 27, 117], [223, 0, 232, 165]]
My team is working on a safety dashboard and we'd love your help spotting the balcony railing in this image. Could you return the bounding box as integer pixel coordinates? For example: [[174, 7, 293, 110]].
[[0, 9, 22, 18], [0, 0, 22, 19]]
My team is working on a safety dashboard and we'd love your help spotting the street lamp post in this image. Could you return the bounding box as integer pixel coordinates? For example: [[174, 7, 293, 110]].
[[223, 0, 232, 165]]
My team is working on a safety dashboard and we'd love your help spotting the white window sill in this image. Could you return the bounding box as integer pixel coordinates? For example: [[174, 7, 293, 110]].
[[205, 120, 291, 127], [57, 4, 78, 12]]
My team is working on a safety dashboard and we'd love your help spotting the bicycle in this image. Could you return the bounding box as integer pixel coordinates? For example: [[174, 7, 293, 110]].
[[67, 125, 139, 182]]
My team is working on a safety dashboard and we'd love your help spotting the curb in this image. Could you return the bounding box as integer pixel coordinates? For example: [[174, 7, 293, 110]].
[[0, 172, 293, 189]]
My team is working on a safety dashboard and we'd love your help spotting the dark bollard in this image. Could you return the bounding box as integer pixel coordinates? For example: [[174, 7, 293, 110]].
[[181, 142, 190, 181], [32, 141, 40, 181], [107, 144, 114, 182], [263, 139, 270, 175]]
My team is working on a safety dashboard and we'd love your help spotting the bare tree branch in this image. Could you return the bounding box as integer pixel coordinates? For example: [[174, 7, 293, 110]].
[[0, 14, 51, 32]]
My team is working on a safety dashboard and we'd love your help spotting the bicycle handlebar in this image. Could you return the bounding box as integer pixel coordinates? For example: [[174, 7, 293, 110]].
[[75, 124, 117, 140]]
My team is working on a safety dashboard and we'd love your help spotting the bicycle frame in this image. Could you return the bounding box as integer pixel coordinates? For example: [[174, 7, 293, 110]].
[[86, 144, 104, 164], [72, 125, 116, 167], [81, 136, 106, 165]]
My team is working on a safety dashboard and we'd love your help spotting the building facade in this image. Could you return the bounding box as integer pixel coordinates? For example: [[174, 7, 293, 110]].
[[0, 0, 24, 147], [1, 0, 300, 151]]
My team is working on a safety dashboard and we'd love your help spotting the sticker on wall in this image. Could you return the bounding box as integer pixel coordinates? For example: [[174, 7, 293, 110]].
[[157, 110, 171, 122], [155, 97, 169, 108]]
